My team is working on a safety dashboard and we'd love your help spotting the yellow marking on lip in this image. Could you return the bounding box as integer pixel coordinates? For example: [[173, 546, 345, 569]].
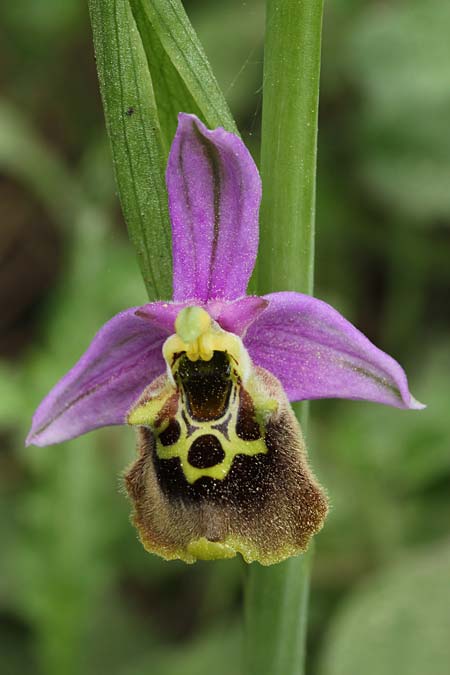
[[155, 371, 269, 484], [127, 381, 174, 426], [156, 425, 267, 484], [187, 538, 236, 561], [128, 364, 278, 484]]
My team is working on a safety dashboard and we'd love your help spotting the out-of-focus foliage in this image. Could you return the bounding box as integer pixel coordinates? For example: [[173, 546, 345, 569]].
[[347, 0, 450, 222], [318, 543, 450, 675], [0, 1, 449, 674]]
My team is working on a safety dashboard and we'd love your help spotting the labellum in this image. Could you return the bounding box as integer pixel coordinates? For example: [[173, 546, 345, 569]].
[[126, 307, 328, 564]]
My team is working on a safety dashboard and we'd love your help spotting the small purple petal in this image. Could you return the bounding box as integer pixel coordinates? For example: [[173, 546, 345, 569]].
[[167, 113, 261, 303], [134, 300, 190, 333], [244, 292, 424, 409], [207, 296, 269, 337], [26, 306, 174, 447]]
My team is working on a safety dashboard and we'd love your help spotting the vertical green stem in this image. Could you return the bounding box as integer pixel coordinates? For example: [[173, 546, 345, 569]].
[[245, 1, 324, 674], [258, 0, 323, 296]]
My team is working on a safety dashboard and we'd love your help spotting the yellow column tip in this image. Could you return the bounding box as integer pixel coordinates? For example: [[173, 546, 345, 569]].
[[175, 306, 211, 343]]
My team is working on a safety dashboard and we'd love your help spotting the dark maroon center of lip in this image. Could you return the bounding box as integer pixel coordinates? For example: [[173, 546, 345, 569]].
[[188, 435, 225, 468], [159, 419, 181, 446], [177, 351, 232, 421]]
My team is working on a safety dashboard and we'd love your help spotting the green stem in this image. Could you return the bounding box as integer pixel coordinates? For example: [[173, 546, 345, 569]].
[[245, 1, 324, 674], [258, 0, 323, 296]]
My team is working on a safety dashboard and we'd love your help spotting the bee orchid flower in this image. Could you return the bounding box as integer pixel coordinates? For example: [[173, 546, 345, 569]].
[[27, 114, 423, 565]]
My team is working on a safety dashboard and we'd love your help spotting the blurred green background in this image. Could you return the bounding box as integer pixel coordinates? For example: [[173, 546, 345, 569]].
[[1, 1, 449, 674]]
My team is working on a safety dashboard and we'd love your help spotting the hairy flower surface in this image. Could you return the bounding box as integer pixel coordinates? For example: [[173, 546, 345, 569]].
[[27, 114, 423, 564]]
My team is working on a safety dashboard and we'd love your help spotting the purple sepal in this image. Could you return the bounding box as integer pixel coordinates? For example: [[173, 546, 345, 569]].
[[245, 292, 424, 410], [167, 113, 261, 303], [26, 307, 174, 446]]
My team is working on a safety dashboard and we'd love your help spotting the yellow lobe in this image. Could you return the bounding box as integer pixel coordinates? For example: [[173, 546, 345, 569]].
[[198, 331, 214, 361], [175, 306, 211, 343], [173, 306, 215, 362], [187, 537, 236, 561]]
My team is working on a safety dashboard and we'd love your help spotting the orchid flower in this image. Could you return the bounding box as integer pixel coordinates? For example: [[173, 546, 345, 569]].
[[27, 114, 423, 565]]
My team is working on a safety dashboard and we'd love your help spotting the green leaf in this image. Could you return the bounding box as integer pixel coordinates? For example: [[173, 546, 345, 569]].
[[319, 544, 450, 675], [128, 0, 202, 151], [88, 0, 172, 299], [129, 0, 238, 139]]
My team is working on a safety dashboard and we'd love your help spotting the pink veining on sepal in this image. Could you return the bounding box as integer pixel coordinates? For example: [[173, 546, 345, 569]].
[[167, 114, 261, 303], [26, 307, 174, 447], [245, 292, 425, 410]]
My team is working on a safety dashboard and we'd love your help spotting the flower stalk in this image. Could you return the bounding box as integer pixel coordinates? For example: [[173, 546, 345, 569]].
[[245, 1, 325, 673]]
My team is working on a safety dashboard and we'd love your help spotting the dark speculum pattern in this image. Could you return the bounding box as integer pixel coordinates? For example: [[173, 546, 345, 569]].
[[180, 410, 198, 437], [211, 413, 231, 440], [176, 351, 232, 421], [159, 419, 181, 447], [187, 435, 225, 468], [153, 450, 271, 508], [148, 407, 327, 542]]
